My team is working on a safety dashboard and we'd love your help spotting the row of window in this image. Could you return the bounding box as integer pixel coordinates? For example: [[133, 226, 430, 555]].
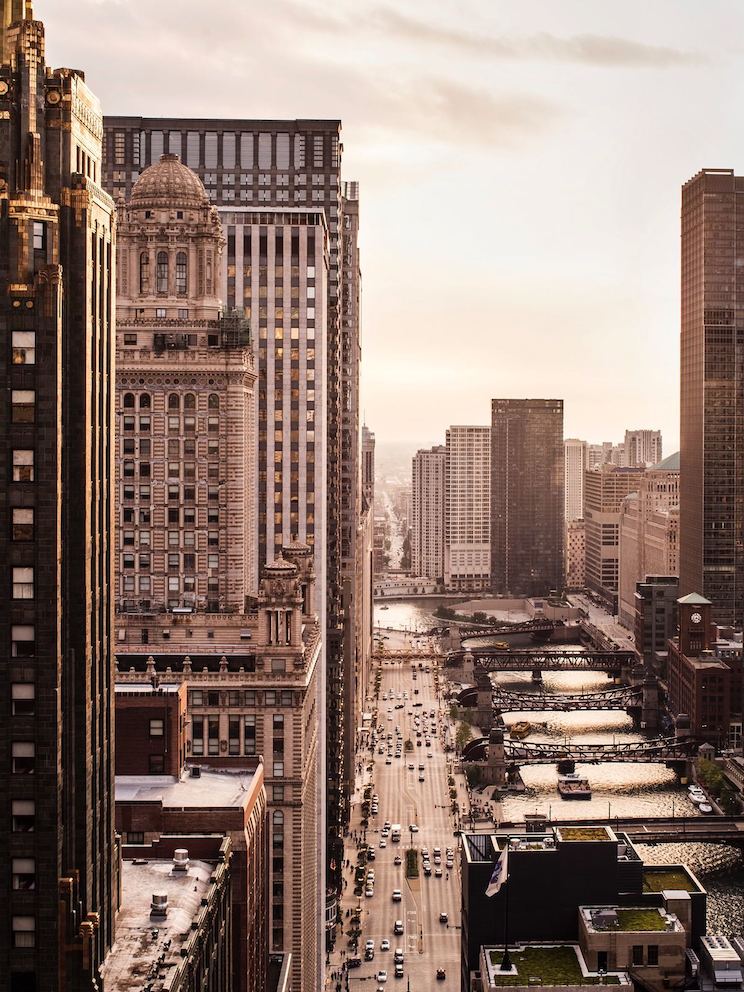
[[122, 392, 219, 411], [121, 552, 221, 569], [139, 252, 188, 295], [121, 415, 221, 433], [122, 531, 220, 548], [189, 689, 294, 707]]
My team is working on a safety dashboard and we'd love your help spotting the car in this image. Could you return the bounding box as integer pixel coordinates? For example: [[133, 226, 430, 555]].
[[365, 887, 374, 897], [418, 764, 425, 771], [383, 822, 391, 830], [423, 864, 432, 876], [418, 775, 425, 782], [439, 912, 448, 924], [409, 824, 419, 833], [385, 757, 392, 764], [365, 949, 375, 961], [434, 855, 441, 865], [427, 752, 433, 759], [394, 962, 404, 977], [380, 939, 390, 951], [393, 855, 402, 866], [436, 968, 446, 980], [393, 920, 404, 935], [378, 747, 385, 754], [422, 848, 429, 857], [392, 889, 402, 901], [394, 949, 404, 963], [348, 956, 362, 969], [414, 688, 419, 694], [366, 939, 375, 951], [367, 849, 376, 861], [372, 794, 379, 803], [425, 739, 432, 747], [416, 740, 422, 747], [433, 848, 441, 857], [377, 971, 388, 983], [408, 763, 414, 771], [435, 867, 442, 878], [380, 839, 387, 848]]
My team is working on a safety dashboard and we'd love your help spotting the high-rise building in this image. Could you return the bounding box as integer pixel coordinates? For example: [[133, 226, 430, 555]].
[[490, 399, 564, 596], [565, 519, 586, 590], [411, 446, 446, 582], [564, 438, 587, 521], [584, 465, 646, 612], [0, 4, 117, 988], [102, 116, 358, 948], [680, 169, 744, 628], [624, 429, 662, 468], [444, 426, 491, 591], [362, 425, 375, 506]]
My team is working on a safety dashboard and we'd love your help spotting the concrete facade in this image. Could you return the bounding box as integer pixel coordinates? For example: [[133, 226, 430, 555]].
[[624, 429, 662, 468], [564, 438, 587, 522], [565, 519, 586, 590], [412, 445, 446, 582], [444, 426, 491, 591]]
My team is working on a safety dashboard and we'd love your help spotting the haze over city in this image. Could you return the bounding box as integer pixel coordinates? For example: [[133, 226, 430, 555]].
[[41, 0, 744, 451]]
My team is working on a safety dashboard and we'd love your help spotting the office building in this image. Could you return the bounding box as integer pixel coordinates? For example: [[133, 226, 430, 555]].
[[444, 426, 491, 591], [490, 399, 564, 596], [617, 457, 680, 628], [411, 445, 446, 582], [362, 425, 375, 506], [624, 429, 662, 468], [680, 169, 744, 627], [0, 5, 117, 988], [584, 466, 646, 612], [564, 438, 587, 521], [634, 577, 679, 672], [565, 518, 586, 590]]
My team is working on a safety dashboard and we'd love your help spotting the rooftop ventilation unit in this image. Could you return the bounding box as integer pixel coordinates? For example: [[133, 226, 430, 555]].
[[150, 893, 168, 918], [173, 849, 189, 872]]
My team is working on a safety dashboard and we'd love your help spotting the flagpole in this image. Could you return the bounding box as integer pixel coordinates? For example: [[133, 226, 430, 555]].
[[500, 839, 512, 971]]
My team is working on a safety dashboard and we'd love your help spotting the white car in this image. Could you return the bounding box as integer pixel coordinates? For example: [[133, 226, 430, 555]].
[[392, 889, 402, 901], [409, 824, 419, 832], [365, 887, 374, 897], [380, 938, 390, 951], [377, 972, 388, 983], [380, 839, 387, 848]]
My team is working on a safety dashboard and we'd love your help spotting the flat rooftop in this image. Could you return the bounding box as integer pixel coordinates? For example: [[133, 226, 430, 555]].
[[582, 907, 682, 933], [484, 944, 626, 987], [643, 867, 701, 894], [116, 768, 255, 808], [101, 858, 213, 991]]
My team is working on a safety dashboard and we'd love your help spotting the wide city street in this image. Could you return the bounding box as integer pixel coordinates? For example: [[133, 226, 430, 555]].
[[331, 650, 462, 992]]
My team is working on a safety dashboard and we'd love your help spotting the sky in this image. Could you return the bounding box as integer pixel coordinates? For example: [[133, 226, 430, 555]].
[[40, 0, 744, 454]]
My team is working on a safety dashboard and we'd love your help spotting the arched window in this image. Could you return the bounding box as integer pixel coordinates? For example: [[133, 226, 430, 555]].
[[139, 393, 151, 409], [123, 393, 135, 409], [176, 252, 188, 296], [139, 252, 149, 293], [208, 393, 220, 410], [156, 251, 168, 294], [184, 394, 196, 411], [168, 393, 180, 411]]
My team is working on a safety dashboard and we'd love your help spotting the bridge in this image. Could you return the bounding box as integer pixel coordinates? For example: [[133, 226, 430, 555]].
[[492, 685, 642, 713], [462, 734, 697, 766], [449, 649, 635, 674], [457, 618, 557, 640], [494, 816, 744, 845]]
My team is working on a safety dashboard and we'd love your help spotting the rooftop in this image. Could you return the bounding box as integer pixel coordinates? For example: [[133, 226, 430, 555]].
[[556, 826, 613, 843], [101, 857, 216, 990], [582, 907, 681, 933], [116, 767, 257, 809], [678, 592, 712, 606], [484, 945, 624, 987], [651, 451, 680, 471], [643, 867, 700, 894]]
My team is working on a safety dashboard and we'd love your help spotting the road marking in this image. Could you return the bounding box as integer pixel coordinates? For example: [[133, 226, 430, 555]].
[[406, 908, 418, 953]]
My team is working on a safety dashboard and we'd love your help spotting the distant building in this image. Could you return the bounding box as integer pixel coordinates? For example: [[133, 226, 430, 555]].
[[564, 439, 587, 521], [584, 466, 646, 612], [445, 426, 491, 591], [565, 519, 586, 590], [362, 425, 375, 506], [624, 429, 662, 467], [680, 169, 744, 628], [490, 399, 564, 596], [411, 445, 446, 582]]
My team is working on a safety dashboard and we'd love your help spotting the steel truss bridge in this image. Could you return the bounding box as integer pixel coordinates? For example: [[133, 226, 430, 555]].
[[457, 619, 557, 640], [462, 735, 696, 765], [492, 685, 642, 713], [455, 650, 636, 673]]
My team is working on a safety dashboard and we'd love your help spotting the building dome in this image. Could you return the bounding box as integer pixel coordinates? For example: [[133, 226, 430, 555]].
[[130, 154, 210, 209]]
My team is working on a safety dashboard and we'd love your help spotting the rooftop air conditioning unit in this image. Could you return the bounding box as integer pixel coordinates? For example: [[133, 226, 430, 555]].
[[150, 893, 168, 918], [189, 766, 201, 778], [173, 849, 189, 872]]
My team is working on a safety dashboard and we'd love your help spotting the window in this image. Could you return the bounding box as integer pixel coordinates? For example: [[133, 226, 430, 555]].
[[272, 785, 284, 802], [632, 946, 644, 967], [12, 741, 35, 774], [156, 307, 166, 319], [149, 719, 164, 737], [139, 252, 149, 293], [208, 716, 219, 755], [176, 252, 187, 295], [273, 760, 284, 777], [12, 800, 34, 832], [190, 690, 203, 706], [127, 831, 145, 845], [191, 716, 204, 755], [11, 390, 35, 424], [229, 716, 240, 755], [12, 449, 34, 481], [244, 715, 256, 755], [33, 221, 45, 251], [149, 754, 164, 774], [11, 625, 35, 658], [12, 508, 34, 541], [11, 331, 35, 364], [647, 946, 659, 967], [12, 567, 34, 600], [12, 858, 35, 891], [11, 684, 35, 716], [156, 251, 168, 294], [12, 916, 35, 949]]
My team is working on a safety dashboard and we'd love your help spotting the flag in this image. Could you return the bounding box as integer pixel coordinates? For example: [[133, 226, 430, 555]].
[[486, 842, 509, 898]]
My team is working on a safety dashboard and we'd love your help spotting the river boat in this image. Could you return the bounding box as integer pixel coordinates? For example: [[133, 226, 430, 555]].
[[699, 803, 714, 815], [510, 721, 532, 741], [557, 773, 592, 800], [689, 793, 707, 807]]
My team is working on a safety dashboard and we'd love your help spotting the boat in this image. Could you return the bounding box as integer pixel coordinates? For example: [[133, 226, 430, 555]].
[[557, 773, 592, 800], [689, 793, 707, 807], [699, 803, 714, 815], [510, 721, 532, 741]]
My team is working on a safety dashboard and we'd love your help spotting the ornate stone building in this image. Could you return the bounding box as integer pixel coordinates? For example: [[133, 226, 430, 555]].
[[115, 154, 256, 611]]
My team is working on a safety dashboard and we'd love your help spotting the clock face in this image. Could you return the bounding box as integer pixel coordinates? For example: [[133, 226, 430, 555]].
[[46, 89, 61, 105], [0, 80, 9, 96], [691, 612, 702, 625]]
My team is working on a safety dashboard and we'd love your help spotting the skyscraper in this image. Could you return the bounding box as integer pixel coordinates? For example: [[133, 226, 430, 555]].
[[411, 446, 446, 582], [444, 426, 491, 591], [564, 438, 587, 521], [624, 429, 662, 468], [490, 400, 564, 596], [0, 4, 116, 988], [680, 169, 744, 627]]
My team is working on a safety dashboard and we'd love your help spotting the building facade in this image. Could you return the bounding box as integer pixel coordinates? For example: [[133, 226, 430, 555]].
[[564, 438, 587, 522], [634, 576, 679, 671], [624, 429, 662, 468], [490, 399, 564, 596], [680, 169, 744, 628], [0, 6, 117, 989], [584, 466, 646, 612], [444, 426, 491, 591], [565, 519, 586, 590], [411, 445, 446, 582]]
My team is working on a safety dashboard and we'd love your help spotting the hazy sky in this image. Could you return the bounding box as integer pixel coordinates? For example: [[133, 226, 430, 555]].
[[41, 1, 744, 453]]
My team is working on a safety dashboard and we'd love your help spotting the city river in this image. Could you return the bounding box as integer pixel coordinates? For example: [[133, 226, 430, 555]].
[[374, 598, 744, 937]]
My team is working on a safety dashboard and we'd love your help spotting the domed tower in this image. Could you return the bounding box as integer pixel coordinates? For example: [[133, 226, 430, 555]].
[[114, 156, 257, 617]]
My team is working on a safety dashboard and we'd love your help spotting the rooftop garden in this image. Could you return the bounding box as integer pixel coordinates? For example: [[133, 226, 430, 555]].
[[487, 945, 620, 986], [557, 827, 611, 842], [643, 869, 697, 894], [615, 909, 667, 932]]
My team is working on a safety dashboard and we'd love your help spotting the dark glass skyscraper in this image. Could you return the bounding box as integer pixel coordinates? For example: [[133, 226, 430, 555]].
[[0, 4, 117, 989], [680, 169, 744, 627], [490, 399, 564, 596]]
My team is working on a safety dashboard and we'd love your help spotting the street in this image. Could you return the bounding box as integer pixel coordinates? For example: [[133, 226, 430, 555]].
[[330, 652, 462, 991]]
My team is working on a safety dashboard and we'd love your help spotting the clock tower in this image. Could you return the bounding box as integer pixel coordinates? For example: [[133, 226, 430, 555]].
[[678, 592, 713, 656]]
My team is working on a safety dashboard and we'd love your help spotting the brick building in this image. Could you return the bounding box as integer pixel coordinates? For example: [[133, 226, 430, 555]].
[[115, 684, 187, 778], [0, 5, 117, 989]]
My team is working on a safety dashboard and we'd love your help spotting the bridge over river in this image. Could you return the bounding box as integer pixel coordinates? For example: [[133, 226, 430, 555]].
[[494, 816, 744, 845], [491, 685, 642, 713], [463, 734, 697, 769], [449, 648, 635, 675]]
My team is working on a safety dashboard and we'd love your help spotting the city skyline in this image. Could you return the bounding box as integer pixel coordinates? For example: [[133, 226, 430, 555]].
[[40, 0, 744, 451]]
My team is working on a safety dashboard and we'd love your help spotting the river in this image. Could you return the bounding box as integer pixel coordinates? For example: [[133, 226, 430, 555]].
[[373, 598, 744, 938]]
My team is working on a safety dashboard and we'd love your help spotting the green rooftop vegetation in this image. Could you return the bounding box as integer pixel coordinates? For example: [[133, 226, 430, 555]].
[[616, 909, 666, 932], [558, 827, 610, 842], [487, 946, 620, 986], [643, 869, 697, 894]]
